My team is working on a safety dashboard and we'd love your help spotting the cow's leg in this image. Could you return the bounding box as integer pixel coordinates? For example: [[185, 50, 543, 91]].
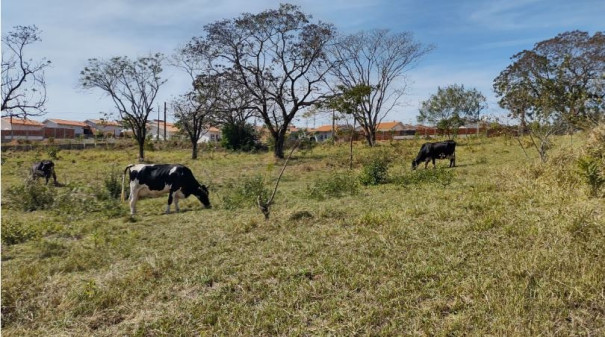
[[174, 194, 180, 213], [129, 186, 139, 215], [432, 157, 436, 169], [450, 154, 456, 167], [424, 159, 430, 169], [51, 169, 57, 185], [166, 192, 174, 214], [44, 174, 50, 185]]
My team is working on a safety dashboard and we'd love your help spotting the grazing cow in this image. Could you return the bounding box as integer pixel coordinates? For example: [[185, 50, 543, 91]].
[[412, 140, 456, 170], [31, 160, 57, 185], [121, 164, 211, 215]]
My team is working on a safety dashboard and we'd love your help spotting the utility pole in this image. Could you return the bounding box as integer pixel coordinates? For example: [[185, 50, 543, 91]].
[[156, 104, 160, 141], [164, 102, 167, 141]]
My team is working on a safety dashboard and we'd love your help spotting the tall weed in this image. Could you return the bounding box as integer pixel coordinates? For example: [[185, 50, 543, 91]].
[[577, 156, 605, 197]]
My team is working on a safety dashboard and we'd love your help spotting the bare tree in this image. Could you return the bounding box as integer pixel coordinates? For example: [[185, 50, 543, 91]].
[[328, 29, 433, 146], [188, 3, 336, 158], [1, 25, 51, 118], [172, 74, 221, 159], [80, 54, 165, 162]]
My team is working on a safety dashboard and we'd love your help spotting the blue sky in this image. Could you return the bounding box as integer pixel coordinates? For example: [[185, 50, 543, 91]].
[[2, 0, 604, 126]]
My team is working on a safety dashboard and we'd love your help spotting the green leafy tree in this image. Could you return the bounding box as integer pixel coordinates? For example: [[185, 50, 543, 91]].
[[417, 84, 487, 138], [494, 31, 605, 131], [329, 29, 433, 146], [80, 54, 165, 162]]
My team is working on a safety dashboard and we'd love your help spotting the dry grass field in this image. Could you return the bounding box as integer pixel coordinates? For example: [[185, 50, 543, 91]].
[[1, 135, 604, 336]]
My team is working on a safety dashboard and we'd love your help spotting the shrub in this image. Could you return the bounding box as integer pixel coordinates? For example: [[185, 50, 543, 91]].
[[577, 156, 604, 197], [221, 175, 269, 209], [46, 146, 60, 160], [359, 152, 391, 186], [103, 167, 122, 199], [585, 123, 605, 160], [1, 220, 39, 245], [221, 123, 259, 152], [307, 171, 359, 200], [5, 180, 56, 212]]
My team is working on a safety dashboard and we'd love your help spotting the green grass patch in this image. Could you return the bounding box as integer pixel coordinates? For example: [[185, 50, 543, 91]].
[[1, 136, 604, 335]]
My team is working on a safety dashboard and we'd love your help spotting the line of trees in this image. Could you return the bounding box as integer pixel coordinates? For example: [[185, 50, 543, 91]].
[[5, 8, 603, 163]]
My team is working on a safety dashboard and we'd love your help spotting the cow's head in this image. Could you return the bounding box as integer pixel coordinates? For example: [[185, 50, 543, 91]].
[[195, 184, 212, 209], [411, 159, 418, 170], [40, 160, 54, 173]]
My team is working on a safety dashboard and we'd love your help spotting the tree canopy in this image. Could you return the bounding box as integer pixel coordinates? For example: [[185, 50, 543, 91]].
[[494, 30, 605, 130], [186, 3, 336, 158], [417, 84, 487, 137]]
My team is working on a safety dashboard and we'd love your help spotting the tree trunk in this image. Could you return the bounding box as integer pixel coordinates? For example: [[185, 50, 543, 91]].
[[191, 140, 198, 160], [364, 128, 375, 147], [137, 138, 145, 162], [273, 132, 286, 159], [350, 119, 355, 170]]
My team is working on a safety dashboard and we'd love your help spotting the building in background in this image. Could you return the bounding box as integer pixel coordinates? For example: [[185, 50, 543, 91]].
[[43, 119, 92, 138], [85, 119, 123, 137], [147, 120, 180, 140], [1, 117, 45, 142], [198, 126, 222, 143]]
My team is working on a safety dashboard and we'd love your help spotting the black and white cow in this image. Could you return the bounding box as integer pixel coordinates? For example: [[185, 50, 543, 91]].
[[412, 140, 456, 170], [31, 160, 57, 185], [121, 164, 211, 215]]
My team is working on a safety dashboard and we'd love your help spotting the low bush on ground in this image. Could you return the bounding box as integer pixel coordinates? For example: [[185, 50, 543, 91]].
[[4, 180, 56, 212], [358, 150, 391, 185], [306, 171, 359, 200], [221, 174, 269, 209]]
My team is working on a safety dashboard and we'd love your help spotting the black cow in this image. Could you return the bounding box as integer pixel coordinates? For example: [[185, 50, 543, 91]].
[[412, 140, 456, 170], [121, 164, 211, 215], [31, 160, 57, 185]]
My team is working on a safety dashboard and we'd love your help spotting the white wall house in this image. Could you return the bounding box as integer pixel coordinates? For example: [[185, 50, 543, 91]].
[[1, 117, 45, 141], [309, 125, 335, 142], [43, 119, 92, 137], [85, 119, 123, 137], [147, 120, 180, 140], [198, 127, 222, 143]]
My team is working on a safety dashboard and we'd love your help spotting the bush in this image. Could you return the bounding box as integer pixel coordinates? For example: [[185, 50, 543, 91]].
[[307, 172, 359, 200], [102, 167, 122, 200], [5, 180, 56, 212], [585, 123, 605, 160], [577, 156, 605, 197], [46, 146, 61, 160], [221, 123, 259, 152], [359, 152, 391, 186], [1, 220, 39, 245], [221, 175, 269, 210]]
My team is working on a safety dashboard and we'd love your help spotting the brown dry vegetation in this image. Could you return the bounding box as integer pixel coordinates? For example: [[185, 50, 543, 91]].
[[1, 134, 604, 336]]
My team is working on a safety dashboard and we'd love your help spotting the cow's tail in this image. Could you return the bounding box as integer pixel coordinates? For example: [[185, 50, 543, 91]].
[[121, 164, 135, 202]]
